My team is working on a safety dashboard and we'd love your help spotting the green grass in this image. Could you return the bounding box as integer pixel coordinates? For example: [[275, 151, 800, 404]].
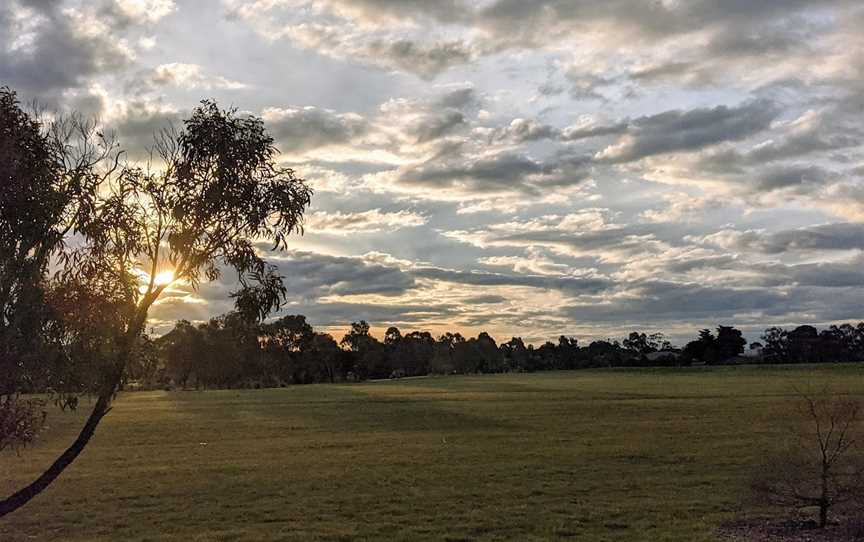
[[3, 364, 864, 541]]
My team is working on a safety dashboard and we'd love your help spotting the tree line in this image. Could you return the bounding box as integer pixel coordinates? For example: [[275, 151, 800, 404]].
[[127, 316, 864, 390]]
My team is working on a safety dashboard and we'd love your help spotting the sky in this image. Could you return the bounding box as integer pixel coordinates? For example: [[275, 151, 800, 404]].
[[2, 0, 864, 345]]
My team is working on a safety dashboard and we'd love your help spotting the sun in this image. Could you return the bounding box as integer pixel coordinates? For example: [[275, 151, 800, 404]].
[[153, 270, 175, 286]]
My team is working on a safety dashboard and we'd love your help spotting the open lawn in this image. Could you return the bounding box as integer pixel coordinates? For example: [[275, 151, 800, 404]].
[[3, 365, 864, 541]]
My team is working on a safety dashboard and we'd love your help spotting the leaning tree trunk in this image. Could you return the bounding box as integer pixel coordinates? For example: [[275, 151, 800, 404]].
[[0, 391, 112, 517], [0, 298, 154, 518]]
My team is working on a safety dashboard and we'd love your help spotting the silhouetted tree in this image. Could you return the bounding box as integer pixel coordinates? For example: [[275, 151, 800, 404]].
[[556, 336, 580, 369], [302, 333, 341, 383], [623, 332, 654, 356], [715, 325, 746, 361], [501, 337, 529, 371], [0, 98, 311, 517], [762, 327, 789, 363], [384, 326, 402, 345], [159, 320, 203, 389], [1, 87, 114, 451], [788, 325, 820, 363], [262, 314, 314, 384]]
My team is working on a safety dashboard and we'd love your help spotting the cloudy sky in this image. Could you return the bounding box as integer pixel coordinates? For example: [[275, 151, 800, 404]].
[[4, 0, 864, 344]]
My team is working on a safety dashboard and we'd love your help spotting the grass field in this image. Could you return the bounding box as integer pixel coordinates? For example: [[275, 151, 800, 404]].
[[3, 365, 864, 541]]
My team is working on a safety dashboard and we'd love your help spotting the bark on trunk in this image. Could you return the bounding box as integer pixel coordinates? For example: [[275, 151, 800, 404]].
[[819, 501, 828, 528], [0, 392, 112, 518], [0, 298, 154, 518]]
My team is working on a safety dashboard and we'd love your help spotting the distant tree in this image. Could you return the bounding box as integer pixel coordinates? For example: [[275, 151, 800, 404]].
[[501, 337, 529, 371], [683, 329, 719, 364], [586, 340, 623, 367], [302, 333, 341, 383], [715, 326, 746, 361], [452, 334, 501, 374], [0, 99, 311, 517], [262, 314, 314, 383], [341, 320, 372, 352], [384, 326, 402, 345], [788, 325, 820, 363], [623, 332, 654, 355], [430, 332, 464, 374], [752, 388, 864, 528], [398, 331, 435, 376], [762, 327, 789, 363], [158, 320, 202, 388], [342, 321, 386, 378], [124, 334, 161, 388], [556, 336, 579, 369]]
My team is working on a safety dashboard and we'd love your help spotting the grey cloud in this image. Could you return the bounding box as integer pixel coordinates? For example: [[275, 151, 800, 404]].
[[263, 107, 369, 152], [495, 227, 664, 261], [697, 223, 864, 254], [368, 39, 473, 79], [283, 300, 459, 328], [410, 266, 612, 294], [754, 164, 830, 192], [495, 118, 559, 143], [398, 151, 543, 193], [597, 100, 779, 163], [265, 251, 416, 298], [0, 1, 132, 102], [434, 86, 478, 110], [463, 294, 507, 304], [558, 280, 794, 323], [397, 148, 591, 196], [477, 0, 853, 45], [753, 223, 864, 253], [109, 104, 185, 158], [320, 0, 471, 25], [411, 109, 466, 143], [757, 259, 864, 288]]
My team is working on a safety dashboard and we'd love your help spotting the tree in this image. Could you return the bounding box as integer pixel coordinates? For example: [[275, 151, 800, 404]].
[[501, 337, 529, 371], [683, 329, 718, 364], [0, 99, 312, 517], [556, 336, 579, 369], [752, 389, 864, 528], [1, 87, 115, 451], [262, 314, 315, 384], [762, 327, 789, 363], [788, 325, 820, 363], [715, 325, 746, 361], [341, 321, 386, 379], [303, 333, 341, 383], [159, 320, 203, 389], [384, 326, 402, 345], [341, 320, 372, 352]]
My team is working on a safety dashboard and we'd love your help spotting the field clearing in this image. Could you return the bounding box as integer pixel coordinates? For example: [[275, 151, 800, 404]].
[[3, 365, 864, 541]]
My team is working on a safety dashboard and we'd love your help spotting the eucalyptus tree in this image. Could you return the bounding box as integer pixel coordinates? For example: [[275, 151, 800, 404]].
[[0, 99, 312, 517]]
